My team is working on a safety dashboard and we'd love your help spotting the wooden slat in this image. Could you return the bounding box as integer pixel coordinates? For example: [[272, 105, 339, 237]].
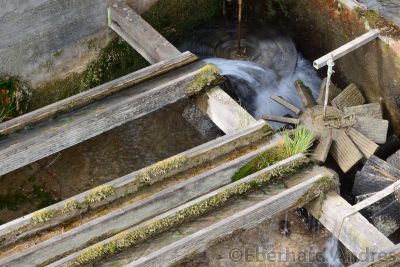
[[316, 78, 342, 105], [262, 115, 300, 125], [0, 121, 272, 249], [331, 83, 366, 110], [294, 80, 317, 108], [0, 65, 212, 177], [311, 135, 332, 162], [387, 150, 400, 170], [347, 128, 378, 158], [344, 103, 382, 119], [330, 131, 363, 173], [352, 171, 394, 196], [353, 116, 389, 144], [306, 191, 394, 260], [313, 29, 380, 69], [195, 87, 258, 134], [362, 155, 400, 180], [370, 201, 400, 237], [109, 0, 180, 64], [0, 52, 198, 136], [271, 95, 301, 115]]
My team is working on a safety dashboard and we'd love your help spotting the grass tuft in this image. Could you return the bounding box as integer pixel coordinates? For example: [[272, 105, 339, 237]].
[[282, 126, 314, 158]]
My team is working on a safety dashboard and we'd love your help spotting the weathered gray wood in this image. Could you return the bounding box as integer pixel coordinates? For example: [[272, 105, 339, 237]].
[[7, 154, 309, 267], [195, 87, 258, 134], [362, 155, 400, 181], [262, 115, 300, 125], [0, 52, 198, 136], [311, 135, 332, 162], [349, 243, 400, 266], [371, 200, 400, 237], [124, 170, 336, 267], [0, 121, 272, 250], [294, 80, 317, 108], [354, 193, 394, 218], [352, 171, 394, 196], [0, 138, 284, 267], [271, 95, 301, 115], [387, 150, 400, 170], [109, 0, 180, 64], [344, 103, 382, 119], [313, 29, 380, 69], [317, 78, 342, 105], [0, 64, 213, 177], [353, 116, 389, 144], [331, 84, 366, 110], [307, 191, 394, 260], [330, 131, 363, 173], [347, 128, 378, 159]]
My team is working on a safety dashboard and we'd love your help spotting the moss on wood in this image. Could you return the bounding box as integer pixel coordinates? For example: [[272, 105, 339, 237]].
[[185, 64, 221, 95], [84, 185, 115, 204], [62, 199, 81, 214], [32, 209, 56, 225], [0, 75, 31, 122]]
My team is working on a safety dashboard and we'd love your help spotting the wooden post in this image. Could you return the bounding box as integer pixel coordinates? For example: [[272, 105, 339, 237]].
[[271, 95, 301, 115]]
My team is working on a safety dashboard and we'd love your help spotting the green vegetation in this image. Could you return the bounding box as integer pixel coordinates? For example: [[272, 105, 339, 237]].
[[0, 76, 31, 122], [282, 126, 314, 158], [85, 185, 115, 204], [185, 64, 221, 95], [31, 209, 56, 224], [62, 199, 80, 214]]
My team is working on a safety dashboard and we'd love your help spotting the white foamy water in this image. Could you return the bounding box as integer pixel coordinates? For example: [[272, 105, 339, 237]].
[[324, 237, 344, 267]]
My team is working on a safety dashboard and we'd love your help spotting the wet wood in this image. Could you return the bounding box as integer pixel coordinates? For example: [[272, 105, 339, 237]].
[[387, 150, 400, 170], [262, 115, 300, 125], [347, 128, 378, 159], [349, 243, 400, 266], [371, 200, 400, 237], [331, 83, 366, 110], [353, 116, 389, 144], [307, 191, 394, 260], [109, 0, 180, 64], [352, 171, 394, 196], [316, 78, 342, 105], [311, 135, 332, 162], [362, 155, 400, 181], [344, 102, 382, 119], [0, 52, 198, 136], [330, 131, 363, 173], [294, 80, 316, 108], [313, 29, 380, 69], [271, 95, 301, 115]]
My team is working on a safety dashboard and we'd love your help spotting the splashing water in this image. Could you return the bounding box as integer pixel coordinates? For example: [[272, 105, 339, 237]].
[[180, 23, 321, 128], [324, 237, 344, 267]]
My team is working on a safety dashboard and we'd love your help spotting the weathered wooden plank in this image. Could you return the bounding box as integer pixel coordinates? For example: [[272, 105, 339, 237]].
[[0, 121, 272, 250], [0, 52, 198, 136], [109, 0, 180, 64], [306, 191, 394, 260], [371, 200, 400, 237], [387, 150, 400, 170], [194, 87, 258, 134], [7, 154, 310, 267], [316, 78, 342, 105], [0, 138, 284, 267], [344, 103, 382, 119], [313, 29, 380, 69], [52, 165, 335, 267], [353, 116, 389, 144], [262, 115, 300, 125], [352, 171, 394, 196], [347, 128, 378, 159], [330, 131, 363, 173], [362, 155, 400, 181], [271, 95, 301, 115], [311, 135, 332, 162], [331, 83, 366, 110], [294, 80, 317, 108], [0, 64, 215, 178]]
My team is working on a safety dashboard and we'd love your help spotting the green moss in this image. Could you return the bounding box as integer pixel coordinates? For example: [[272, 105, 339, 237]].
[[72, 156, 310, 266], [84, 185, 115, 204], [0, 76, 31, 122], [31, 209, 56, 224], [185, 64, 221, 95], [137, 155, 188, 186], [62, 199, 81, 214]]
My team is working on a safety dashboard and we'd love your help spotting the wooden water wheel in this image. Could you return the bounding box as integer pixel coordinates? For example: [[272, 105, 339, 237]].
[[263, 78, 389, 173]]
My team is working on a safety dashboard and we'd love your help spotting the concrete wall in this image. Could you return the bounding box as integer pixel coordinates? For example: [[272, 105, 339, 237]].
[[0, 0, 156, 87]]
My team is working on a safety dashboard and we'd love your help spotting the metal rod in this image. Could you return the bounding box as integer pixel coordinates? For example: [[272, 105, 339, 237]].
[[237, 0, 242, 55], [323, 57, 335, 119]]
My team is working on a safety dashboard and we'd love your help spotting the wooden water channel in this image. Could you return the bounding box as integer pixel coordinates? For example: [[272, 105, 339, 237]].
[[0, 0, 399, 266]]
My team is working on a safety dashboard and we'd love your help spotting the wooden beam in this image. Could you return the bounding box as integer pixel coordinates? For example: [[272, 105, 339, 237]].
[[313, 29, 380, 69], [306, 191, 394, 260], [347, 128, 378, 159], [194, 87, 258, 134], [330, 131, 363, 173], [294, 80, 317, 108], [0, 52, 198, 136], [331, 83, 366, 110], [109, 1, 180, 64], [0, 65, 214, 177], [271, 95, 301, 115], [344, 103, 383, 119], [262, 115, 300, 125]]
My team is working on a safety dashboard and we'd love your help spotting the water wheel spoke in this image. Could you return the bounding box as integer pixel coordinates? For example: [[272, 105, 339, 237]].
[[311, 133, 332, 163], [330, 130, 363, 173], [294, 80, 316, 108], [316, 78, 342, 105], [270, 95, 301, 115], [262, 115, 299, 125], [347, 128, 379, 158], [352, 116, 389, 144], [344, 102, 383, 119], [331, 83, 365, 110]]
